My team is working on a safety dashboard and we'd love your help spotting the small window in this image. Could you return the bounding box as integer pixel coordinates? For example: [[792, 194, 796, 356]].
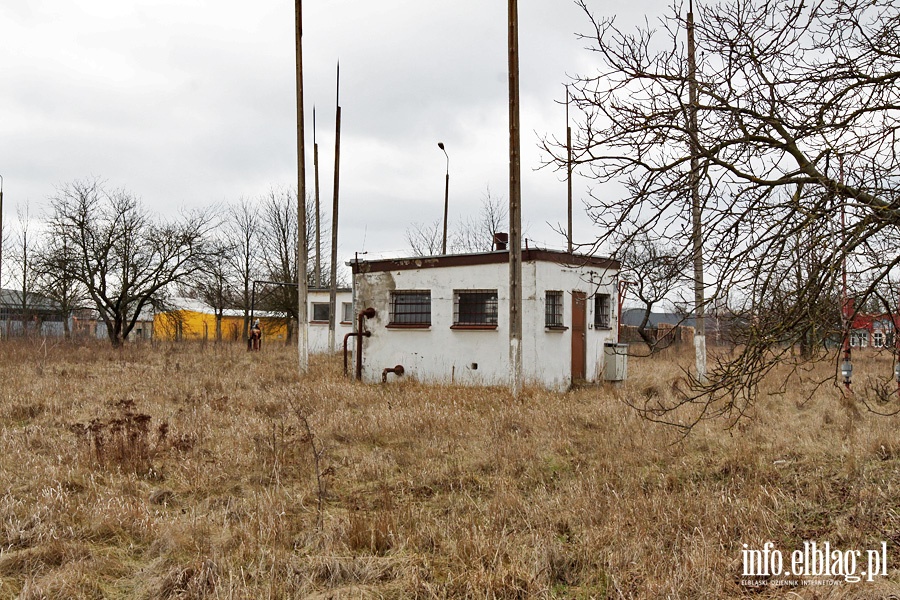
[[341, 302, 353, 323], [851, 331, 868, 347], [453, 289, 498, 327], [874, 332, 884, 348], [311, 303, 330, 322], [594, 293, 611, 329], [390, 290, 431, 326], [545, 291, 564, 327]]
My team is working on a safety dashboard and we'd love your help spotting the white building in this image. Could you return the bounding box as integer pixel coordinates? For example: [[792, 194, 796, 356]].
[[350, 248, 621, 390], [307, 288, 354, 353]]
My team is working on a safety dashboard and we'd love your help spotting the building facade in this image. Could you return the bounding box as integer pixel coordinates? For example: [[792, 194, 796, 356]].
[[351, 249, 620, 390]]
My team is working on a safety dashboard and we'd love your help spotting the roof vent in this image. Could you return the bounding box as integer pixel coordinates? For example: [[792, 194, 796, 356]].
[[493, 232, 509, 251]]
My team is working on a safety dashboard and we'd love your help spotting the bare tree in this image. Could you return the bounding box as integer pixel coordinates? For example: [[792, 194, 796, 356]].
[[225, 199, 261, 339], [33, 232, 88, 340], [548, 0, 900, 429], [7, 206, 39, 335], [405, 187, 509, 256], [405, 219, 443, 256], [620, 232, 691, 351], [452, 187, 508, 253], [48, 178, 212, 347], [192, 237, 235, 342], [258, 187, 325, 342]]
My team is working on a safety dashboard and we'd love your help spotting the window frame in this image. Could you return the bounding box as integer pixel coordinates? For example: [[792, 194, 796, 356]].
[[311, 302, 330, 323], [545, 290, 566, 330], [452, 289, 499, 330], [341, 302, 353, 324], [594, 293, 612, 329], [388, 290, 432, 328]]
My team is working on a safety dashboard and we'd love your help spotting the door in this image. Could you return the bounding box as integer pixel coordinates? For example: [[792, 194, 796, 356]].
[[571, 291, 586, 381]]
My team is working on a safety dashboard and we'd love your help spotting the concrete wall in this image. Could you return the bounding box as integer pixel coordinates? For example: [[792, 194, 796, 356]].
[[353, 259, 618, 390]]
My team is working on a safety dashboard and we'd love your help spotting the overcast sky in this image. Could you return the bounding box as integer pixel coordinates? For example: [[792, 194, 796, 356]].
[[0, 0, 668, 274]]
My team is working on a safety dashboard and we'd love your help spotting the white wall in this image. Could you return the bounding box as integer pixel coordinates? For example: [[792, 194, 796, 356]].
[[307, 290, 354, 353], [353, 259, 618, 390]]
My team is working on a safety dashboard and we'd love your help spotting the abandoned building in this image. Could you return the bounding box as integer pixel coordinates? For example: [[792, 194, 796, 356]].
[[349, 247, 622, 390]]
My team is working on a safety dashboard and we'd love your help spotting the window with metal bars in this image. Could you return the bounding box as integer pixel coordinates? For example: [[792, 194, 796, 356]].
[[545, 291, 564, 327], [389, 290, 431, 326], [453, 289, 498, 327], [594, 293, 611, 328]]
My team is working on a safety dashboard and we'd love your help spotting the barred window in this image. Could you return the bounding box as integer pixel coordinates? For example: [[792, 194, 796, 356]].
[[545, 291, 564, 327], [454, 289, 498, 327], [341, 302, 353, 323], [311, 303, 330, 322], [390, 290, 431, 326], [594, 294, 611, 328]]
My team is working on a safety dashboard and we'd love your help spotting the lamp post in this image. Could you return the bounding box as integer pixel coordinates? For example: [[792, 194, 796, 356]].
[[438, 142, 449, 255]]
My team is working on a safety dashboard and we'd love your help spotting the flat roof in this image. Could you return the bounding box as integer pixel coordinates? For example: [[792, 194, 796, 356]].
[[350, 249, 619, 275]]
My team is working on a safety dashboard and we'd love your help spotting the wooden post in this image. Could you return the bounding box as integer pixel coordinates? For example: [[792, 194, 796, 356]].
[[329, 64, 341, 353], [314, 107, 322, 288], [566, 87, 573, 253], [508, 0, 523, 397], [295, 0, 309, 373], [687, 1, 706, 382]]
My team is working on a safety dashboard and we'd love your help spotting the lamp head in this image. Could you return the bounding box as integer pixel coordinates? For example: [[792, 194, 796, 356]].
[[437, 142, 445, 151]]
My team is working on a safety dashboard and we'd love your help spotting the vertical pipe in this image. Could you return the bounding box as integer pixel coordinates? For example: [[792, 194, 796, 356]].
[[687, 1, 706, 383], [355, 311, 364, 380], [508, 0, 523, 397], [329, 64, 341, 354], [314, 107, 322, 288], [294, 0, 309, 373]]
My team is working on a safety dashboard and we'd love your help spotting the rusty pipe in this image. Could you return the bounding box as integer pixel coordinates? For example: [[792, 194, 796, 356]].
[[382, 364, 405, 383], [342, 332, 357, 377], [355, 308, 377, 381]]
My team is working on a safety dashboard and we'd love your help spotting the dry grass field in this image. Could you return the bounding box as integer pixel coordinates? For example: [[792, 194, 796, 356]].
[[1, 340, 900, 599]]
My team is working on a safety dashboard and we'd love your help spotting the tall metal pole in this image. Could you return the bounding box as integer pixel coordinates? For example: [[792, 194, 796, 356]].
[[508, 0, 523, 397], [329, 63, 341, 353], [687, 0, 706, 382], [314, 107, 322, 288], [566, 87, 573, 253], [295, 0, 309, 373], [439, 142, 450, 255]]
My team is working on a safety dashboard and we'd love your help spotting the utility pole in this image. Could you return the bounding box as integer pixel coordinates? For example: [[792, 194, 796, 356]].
[[314, 107, 322, 288], [687, 0, 706, 382], [566, 86, 573, 253], [329, 63, 341, 353], [294, 0, 309, 373], [508, 0, 523, 397]]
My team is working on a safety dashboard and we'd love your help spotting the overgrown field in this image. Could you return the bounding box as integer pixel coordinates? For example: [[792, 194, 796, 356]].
[[1, 340, 900, 598]]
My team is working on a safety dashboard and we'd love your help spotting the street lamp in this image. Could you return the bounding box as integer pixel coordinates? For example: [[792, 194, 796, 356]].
[[438, 142, 449, 255]]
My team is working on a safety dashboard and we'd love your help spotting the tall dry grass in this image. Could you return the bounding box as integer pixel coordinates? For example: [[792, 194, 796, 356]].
[[0, 338, 899, 598]]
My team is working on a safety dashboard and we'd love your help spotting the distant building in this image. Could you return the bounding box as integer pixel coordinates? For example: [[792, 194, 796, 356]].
[[307, 288, 354, 353], [350, 248, 621, 390], [0, 288, 70, 338], [153, 290, 353, 352]]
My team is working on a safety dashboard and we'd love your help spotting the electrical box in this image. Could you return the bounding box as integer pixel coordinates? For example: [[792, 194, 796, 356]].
[[603, 343, 628, 381]]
